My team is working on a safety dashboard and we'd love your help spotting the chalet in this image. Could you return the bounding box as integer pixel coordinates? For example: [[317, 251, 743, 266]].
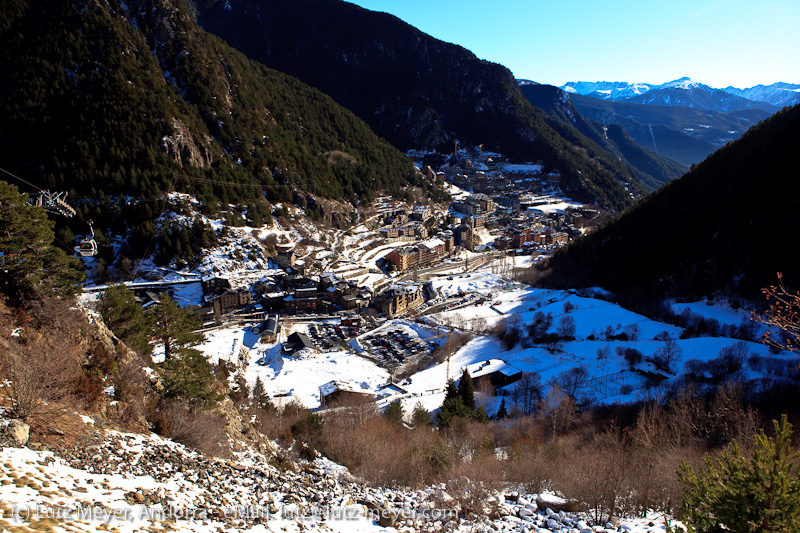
[[284, 274, 317, 290], [319, 380, 376, 408], [202, 275, 231, 295], [133, 290, 163, 308], [464, 359, 523, 391], [283, 332, 317, 355]]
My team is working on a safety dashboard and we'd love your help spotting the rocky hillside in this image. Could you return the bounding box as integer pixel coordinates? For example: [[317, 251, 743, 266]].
[[0, 414, 673, 533]]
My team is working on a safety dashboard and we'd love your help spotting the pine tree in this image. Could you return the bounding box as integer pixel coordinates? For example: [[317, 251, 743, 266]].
[[411, 401, 432, 427], [385, 399, 404, 425], [159, 350, 220, 406], [458, 368, 475, 411], [148, 293, 204, 360], [0, 181, 84, 302], [251, 375, 273, 410], [436, 380, 471, 429], [496, 398, 508, 419], [97, 284, 153, 355], [679, 414, 800, 532]]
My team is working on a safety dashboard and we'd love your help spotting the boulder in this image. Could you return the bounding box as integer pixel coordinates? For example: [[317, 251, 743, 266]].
[[536, 493, 586, 513], [377, 508, 400, 528], [7, 419, 30, 446]]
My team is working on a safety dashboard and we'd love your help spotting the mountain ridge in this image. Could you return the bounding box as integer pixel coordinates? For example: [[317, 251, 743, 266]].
[[189, 0, 654, 210], [537, 104, 800, 301], [562, 77, 798, 112], [519, 84, 686, 190]]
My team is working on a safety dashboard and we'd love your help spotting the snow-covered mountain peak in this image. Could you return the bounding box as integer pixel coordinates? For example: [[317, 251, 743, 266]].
[[662, 77, 703, 90]]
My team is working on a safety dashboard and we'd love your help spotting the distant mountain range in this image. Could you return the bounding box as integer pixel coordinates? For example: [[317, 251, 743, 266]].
[[520, 77, 799, 166], [561, 77, 800, 112], [519, 84, 685, 190]]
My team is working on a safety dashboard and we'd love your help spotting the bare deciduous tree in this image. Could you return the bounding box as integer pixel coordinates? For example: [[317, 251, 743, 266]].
[[557, 315, 577, 339], [0, 331, 82, 423], [756, 272, 800, 352], [652, 338, 682, 372], [624, 323, 641, 341]]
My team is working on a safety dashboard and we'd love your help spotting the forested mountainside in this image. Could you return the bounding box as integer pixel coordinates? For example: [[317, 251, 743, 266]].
[[191, 0, 650, 210], [519, 84, 686, 191], [0, 0, 436, 261], [569, 93, 771, 166], [537, 104, 800, 302]]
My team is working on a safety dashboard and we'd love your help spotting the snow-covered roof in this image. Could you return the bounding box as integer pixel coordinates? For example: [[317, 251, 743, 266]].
[[421, 238, 445, 249], [319, 380, 373, 397], [465, 359, 522, 379]]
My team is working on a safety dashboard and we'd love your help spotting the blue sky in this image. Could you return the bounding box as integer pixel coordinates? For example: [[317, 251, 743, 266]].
[[346, 0, 799, 89]]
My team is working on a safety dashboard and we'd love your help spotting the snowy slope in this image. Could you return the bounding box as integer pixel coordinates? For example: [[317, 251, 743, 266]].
[[0, 428, 678, 533], [722, 82, 800, 107]]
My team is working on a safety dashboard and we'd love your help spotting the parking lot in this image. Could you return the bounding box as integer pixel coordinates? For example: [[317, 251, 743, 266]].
[[307, 322, 362, 351], [361, 327, 435, 369]]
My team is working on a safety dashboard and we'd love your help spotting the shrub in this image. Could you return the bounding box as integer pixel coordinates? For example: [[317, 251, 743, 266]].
[[718, 341, 748, 375], [678, 415, 800, 532], [747, 353, 764, 372], [157, 400, 231, 458], [0, 331, 82, 423]]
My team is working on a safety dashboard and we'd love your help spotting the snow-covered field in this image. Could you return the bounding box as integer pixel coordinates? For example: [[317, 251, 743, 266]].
[[184, 260, 786, 421]]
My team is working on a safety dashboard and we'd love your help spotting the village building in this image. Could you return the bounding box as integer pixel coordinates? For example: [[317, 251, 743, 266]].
[[410, 206, 431, 221], [318, 380, 376, 408], [453, 193, 495, 216], [373, 283, 425, 317], [454, 222, 473, 251], [464, 359, 523, 391], [440, 230, 455, 252], [283, 332, 317, 355], [207, 288, 252, 323], [256, 314, 280, 343], [276, 244, 296, 270], [202, 275, 231, 295]]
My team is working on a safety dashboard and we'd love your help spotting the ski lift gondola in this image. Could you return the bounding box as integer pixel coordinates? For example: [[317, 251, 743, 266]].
[[75, 221, 98, 257]]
